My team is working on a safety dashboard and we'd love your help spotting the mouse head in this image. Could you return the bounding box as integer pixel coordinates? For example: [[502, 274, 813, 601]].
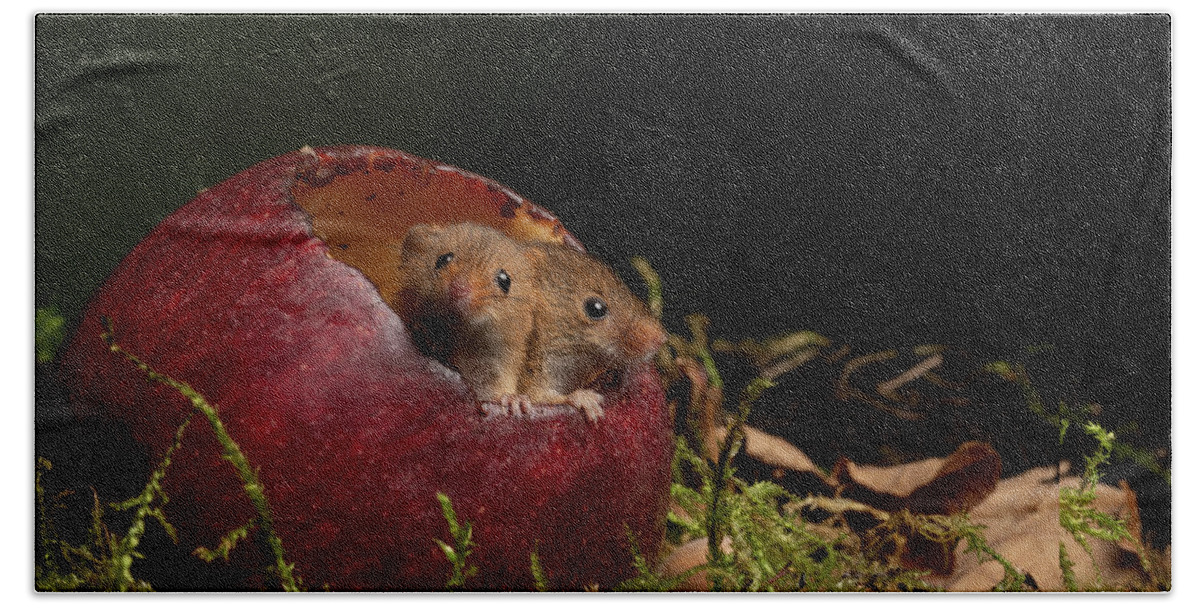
[[538, 245, 667, 367], [397, 223, 535, 325]]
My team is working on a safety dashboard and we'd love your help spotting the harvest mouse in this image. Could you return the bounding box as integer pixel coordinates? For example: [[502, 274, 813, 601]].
[[393, 222, 665, 423], [517, 243, 668, 422], [392, 222, 537, 410]]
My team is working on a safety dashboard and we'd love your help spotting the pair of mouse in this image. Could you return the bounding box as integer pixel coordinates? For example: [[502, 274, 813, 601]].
[[392, 222, 667, 423]]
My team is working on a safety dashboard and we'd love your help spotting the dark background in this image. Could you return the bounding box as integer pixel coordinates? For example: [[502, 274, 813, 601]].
[[35, 14, 1171, 542]]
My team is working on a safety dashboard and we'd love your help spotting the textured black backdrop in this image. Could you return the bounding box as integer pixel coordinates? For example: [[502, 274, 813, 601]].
[[35, 14, 1170, 537]]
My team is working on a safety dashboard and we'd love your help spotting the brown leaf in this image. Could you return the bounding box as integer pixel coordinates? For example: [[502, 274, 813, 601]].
[[711, 422, 833, 485], [926, 462, 1147, 591], [833, 442, 1001, 516], [658, 537, 732, 591]]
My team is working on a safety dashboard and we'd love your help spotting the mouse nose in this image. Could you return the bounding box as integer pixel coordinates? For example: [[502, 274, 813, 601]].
[[447, 276, 477, 315], [624, 318, 667, 361]]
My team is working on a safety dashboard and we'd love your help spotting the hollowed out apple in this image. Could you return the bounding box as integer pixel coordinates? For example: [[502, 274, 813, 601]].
[[60, 146, 673, 591]]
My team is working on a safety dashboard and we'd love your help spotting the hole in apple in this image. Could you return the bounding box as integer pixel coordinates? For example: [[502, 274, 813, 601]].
[[289, 148, 575, 308], [287, 147, 590, 419]]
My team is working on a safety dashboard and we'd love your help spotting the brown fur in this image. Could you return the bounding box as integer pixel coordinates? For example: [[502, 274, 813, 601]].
[[519, 243, 666, 421], [393, 223, 537, 402], [392, 222, 666, 422]]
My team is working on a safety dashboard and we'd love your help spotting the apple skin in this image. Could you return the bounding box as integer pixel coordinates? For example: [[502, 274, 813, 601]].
[[60, 146, 673, 590]]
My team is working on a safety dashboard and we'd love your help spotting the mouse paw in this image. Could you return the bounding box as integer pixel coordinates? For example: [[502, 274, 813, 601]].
[[567, 390, 605, 423], [498, 393, 534, 417]]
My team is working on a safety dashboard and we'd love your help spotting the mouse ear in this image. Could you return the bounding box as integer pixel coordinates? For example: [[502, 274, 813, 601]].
[[401, 223, 444, 254]]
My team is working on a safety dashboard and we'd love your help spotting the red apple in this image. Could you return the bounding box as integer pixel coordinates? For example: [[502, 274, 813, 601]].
[[60, 146, 673, 591]]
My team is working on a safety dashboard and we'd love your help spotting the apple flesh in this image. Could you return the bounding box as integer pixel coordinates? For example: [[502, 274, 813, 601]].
[[60, 146, 673, 590]]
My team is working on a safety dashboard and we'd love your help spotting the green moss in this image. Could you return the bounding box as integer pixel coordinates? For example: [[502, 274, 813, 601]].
[[35, 319, 305, 592], [434, 492, 478, 590], [36, 308, 66, 364], [529, 543, 549, 592], [987, 361, 1170, 485]]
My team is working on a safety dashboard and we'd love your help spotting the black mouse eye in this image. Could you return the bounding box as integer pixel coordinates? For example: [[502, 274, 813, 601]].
[[495, 269, 511, 294], [584, 297, 608, 320], [435, 252, 454, 270]]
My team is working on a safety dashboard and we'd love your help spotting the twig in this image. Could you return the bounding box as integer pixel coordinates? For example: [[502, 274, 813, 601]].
[[876, 354, 943, 400]]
